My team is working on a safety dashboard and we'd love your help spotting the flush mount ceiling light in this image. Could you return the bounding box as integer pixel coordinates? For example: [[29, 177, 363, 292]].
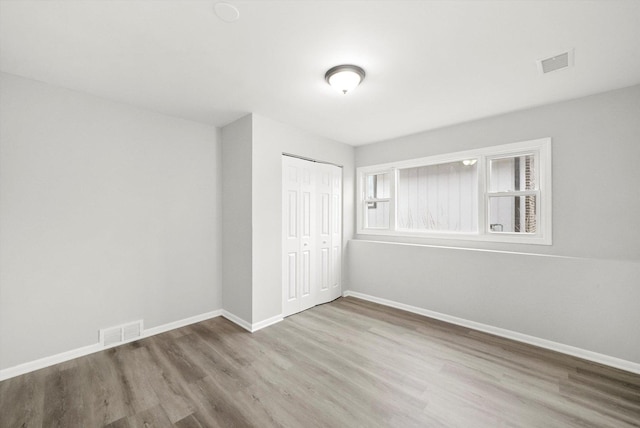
[[325, 65, 365, 94]]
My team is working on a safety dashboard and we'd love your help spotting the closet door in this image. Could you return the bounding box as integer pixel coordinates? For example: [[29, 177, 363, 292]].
[[315, 162, 343, 305], [282, 156, 317, 317], [316, 163, 333, 304], [282, 156, 342, 317]]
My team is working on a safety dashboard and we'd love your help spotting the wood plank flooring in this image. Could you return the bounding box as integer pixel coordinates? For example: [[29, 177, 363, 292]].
[[1, 296, 639, 427]]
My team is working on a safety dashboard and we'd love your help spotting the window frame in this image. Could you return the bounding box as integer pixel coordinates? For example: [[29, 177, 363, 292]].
[[356, 138, 552, 245]]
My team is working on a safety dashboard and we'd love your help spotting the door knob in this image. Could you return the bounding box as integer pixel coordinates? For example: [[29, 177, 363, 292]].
[[323, 241, 327, 244], [303, 243, 308, 246]]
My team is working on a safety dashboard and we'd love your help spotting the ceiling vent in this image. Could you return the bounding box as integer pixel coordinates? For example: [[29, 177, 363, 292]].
[[537, 49, 574, 74]]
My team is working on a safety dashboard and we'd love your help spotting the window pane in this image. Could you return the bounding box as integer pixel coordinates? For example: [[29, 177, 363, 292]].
[[488, 195, 537, 233], [489, 154, 536, 192], [397, 160, 477, 232], [366, 173, 390, 199], [366, 201, 390, 229]]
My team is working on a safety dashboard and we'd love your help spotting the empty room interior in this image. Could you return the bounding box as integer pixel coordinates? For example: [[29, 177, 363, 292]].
[[1, 1, 639, 427]]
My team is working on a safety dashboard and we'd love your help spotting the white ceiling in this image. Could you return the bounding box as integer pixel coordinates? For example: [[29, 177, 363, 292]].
[[1, 1, 639, 146]]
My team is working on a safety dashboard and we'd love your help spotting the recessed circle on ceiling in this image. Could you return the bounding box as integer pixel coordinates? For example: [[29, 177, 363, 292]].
[[214, 2, 240, 23]]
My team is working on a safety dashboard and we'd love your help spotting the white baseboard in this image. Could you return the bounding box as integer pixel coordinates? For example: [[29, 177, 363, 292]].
[[252, 314, 283, 332], [0, 308, 285, 381], [0, 309, 223, 381], [221, 311, 283, 333], [221, 310, 252, 332], [0, 342, 103, 382], [143, 310, 222, 337], [342, 290, 640, 375]]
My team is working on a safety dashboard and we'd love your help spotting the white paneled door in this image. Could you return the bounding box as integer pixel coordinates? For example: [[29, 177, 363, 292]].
[[282, 155, 342, 317]]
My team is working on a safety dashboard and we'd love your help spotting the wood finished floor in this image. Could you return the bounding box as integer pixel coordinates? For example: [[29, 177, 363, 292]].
[[1, 297, 639, 428]]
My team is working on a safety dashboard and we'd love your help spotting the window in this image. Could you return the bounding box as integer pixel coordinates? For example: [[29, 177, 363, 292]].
[[364, 172, 391, 229], [357, 138, 552, 244], [397, 160, 478, 233], [487, 154, 538, 234]]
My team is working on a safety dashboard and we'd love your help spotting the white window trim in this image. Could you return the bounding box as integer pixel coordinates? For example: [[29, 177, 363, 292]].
[[356, 138, 552, 245]]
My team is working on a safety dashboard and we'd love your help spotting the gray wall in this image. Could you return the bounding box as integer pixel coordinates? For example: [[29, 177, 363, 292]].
[[221, 115, 254, 322], [220, 114, 354, 325], [252, 114, 355, 323], [357, 85, 640, 260], [0, 73, 222, 370], [350, 85, 640, 363]]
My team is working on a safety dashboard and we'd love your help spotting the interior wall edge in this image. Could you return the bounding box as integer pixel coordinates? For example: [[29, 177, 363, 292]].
[[221, 310, 284, 333], [251, 314, 284, 332], [221, 310, 253, 332], [342, 290, 640, 375]]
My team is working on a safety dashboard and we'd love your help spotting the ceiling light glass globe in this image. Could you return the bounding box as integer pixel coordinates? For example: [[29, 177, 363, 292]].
[[328, 70, 362, 94]]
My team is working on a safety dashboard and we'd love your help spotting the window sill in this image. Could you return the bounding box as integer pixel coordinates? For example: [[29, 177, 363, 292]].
[[356, 228, 552, 246]]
